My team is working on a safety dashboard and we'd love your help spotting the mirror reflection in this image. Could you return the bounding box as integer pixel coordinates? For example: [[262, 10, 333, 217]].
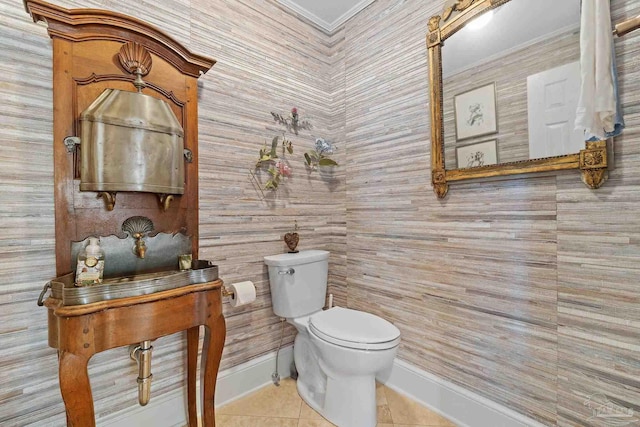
[[441, 0, 581, 170]]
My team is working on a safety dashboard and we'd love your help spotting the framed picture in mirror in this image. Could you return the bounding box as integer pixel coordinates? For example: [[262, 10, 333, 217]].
[[456, 139, 498, 169], [454, 82, 498, 141]]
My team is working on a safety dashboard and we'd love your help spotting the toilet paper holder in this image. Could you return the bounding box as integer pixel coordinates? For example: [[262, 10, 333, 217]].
[[221, 286, 234, 298], [220, 281, 256, 308]]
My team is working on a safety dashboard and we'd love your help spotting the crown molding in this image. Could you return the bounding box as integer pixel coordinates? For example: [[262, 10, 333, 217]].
[[276, 0, 375, 33]]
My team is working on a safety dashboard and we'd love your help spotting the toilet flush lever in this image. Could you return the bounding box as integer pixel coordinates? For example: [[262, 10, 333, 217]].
[[278, 268, 295, 275]]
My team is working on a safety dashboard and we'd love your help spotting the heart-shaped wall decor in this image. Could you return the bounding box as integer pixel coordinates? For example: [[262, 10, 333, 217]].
[[284, 232, 299, 253]]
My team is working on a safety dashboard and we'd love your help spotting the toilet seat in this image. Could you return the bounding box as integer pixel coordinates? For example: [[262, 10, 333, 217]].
[[309, 307, 401, 351]]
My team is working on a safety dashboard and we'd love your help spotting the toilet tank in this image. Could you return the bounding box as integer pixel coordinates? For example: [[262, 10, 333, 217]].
[[264, 250, 329, 318]]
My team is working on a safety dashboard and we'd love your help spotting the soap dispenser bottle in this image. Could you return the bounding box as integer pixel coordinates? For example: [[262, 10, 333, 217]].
[[75, 237, 105, 287]]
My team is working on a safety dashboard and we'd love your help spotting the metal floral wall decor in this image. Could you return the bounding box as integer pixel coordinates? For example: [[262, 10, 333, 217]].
[[253, 107, 338, 192], [254, 107, 309, 190], [304, 137, 338, 169]]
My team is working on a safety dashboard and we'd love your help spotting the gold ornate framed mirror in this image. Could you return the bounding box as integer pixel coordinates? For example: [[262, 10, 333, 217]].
[[427, 0, 609, 198]]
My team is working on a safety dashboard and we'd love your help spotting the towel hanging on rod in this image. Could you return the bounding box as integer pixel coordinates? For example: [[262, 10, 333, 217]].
[[575, 0, 618, 141]]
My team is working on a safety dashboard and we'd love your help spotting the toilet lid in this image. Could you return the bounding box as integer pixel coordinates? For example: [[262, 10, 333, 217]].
[[309, 307, 401, 351]]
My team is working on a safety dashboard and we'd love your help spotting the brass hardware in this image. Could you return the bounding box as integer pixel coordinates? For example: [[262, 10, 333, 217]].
[[134, 235, 147, 259], [133, 71, 147, 93], [130, 340, 153, 406], [122, 216, 154, 259], [158, 194, 174, 211], [221, 286, 234, 298], [183, 148, 193, 163], [426, 0, 609, 198], [98, 192, 116, 211], [63, 136, 80, 153]]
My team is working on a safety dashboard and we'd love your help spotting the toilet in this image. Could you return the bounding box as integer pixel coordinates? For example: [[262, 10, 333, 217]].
[[264, 250, 400, 427]]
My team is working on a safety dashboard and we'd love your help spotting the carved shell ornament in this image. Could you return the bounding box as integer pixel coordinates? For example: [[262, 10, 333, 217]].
[[118, 41, 153, 76], [122, 216, 155, 238]]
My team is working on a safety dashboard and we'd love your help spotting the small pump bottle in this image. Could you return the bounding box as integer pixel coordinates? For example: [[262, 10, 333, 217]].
[[75, 237, 105, 287]]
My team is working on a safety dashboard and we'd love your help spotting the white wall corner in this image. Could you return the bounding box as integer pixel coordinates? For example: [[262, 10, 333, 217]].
[[275, 0, 375, 33], [328, 0, 376, 32], [275, 0, 333, 32]]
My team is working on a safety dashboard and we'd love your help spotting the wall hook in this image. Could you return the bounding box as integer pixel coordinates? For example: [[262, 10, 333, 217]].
[[97, 192, 117, 211], [158, 194, 174, 211], [63, 136, 80, 153]]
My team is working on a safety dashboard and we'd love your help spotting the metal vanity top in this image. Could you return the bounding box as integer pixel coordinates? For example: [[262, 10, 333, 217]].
[[40, 260, 219, 306]]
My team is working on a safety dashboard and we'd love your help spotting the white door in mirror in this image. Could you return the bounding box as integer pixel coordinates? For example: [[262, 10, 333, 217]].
[[527, 61, 584, 158]]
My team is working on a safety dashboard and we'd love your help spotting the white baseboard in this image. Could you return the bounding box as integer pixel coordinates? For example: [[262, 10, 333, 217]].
[[383, 359, 548, 427], [98, 385, 190, 427], [99, 345, 294, 427], [100, 348, 545, 427], [215, 345, 294, 407]]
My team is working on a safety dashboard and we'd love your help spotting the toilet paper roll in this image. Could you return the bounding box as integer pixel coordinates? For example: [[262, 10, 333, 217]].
[[228, 281, 256, 308]]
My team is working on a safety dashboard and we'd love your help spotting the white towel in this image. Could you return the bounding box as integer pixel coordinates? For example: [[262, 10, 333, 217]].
[[575, 0, 617, 140]]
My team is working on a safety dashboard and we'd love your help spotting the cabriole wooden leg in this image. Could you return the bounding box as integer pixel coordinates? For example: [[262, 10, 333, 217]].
[[186, 326, 199, 427], [201, 313, 226, 426], [58, 350, 94, 427]]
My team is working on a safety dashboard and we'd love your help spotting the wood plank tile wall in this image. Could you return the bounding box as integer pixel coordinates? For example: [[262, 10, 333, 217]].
[[342, 0, 640, 426], [0, 0, 344, 425]]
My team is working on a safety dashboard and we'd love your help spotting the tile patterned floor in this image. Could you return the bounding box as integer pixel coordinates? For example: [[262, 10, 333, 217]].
[[214, 378, 457, 427]]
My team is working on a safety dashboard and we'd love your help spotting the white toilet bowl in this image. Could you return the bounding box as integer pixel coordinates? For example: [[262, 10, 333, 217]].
[[289, 307, 400, 427], [264, 251, 401, 427]]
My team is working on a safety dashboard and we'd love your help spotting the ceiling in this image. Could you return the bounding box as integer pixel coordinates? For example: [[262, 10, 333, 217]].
[[276, 0, 375, 33]]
